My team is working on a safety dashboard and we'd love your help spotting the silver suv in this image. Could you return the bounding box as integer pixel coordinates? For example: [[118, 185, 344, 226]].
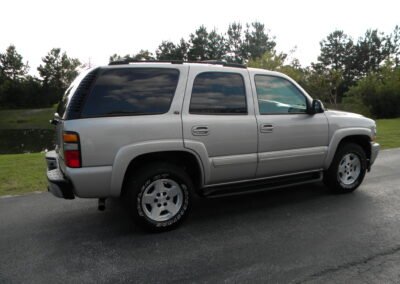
[[46, 61, 380, 231]]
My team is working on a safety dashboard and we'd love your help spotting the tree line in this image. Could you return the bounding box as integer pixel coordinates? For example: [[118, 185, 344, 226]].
[[0, 46, 81, 109], [0, 22, 399, 118]]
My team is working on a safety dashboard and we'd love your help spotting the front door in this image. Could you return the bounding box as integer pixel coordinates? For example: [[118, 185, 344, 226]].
[[251, 73, 329, 177]]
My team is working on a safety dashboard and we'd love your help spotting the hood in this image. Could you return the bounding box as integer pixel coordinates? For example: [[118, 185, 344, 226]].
[[324, 109, 376, 132], [325, 109, 365, 119]]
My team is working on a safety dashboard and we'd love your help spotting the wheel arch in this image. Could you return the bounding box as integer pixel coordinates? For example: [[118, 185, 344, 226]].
[[117, 150, 204, 198], [324, 128, 372, 169]]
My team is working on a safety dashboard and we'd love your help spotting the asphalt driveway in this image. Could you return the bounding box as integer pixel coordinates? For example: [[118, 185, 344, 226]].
[[1, 149, 400, 283]]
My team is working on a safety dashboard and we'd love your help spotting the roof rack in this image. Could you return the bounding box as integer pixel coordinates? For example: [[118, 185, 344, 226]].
[[108, 59, 184, 65], [108, 59, 247, 69], [199, 60, 246, 69]]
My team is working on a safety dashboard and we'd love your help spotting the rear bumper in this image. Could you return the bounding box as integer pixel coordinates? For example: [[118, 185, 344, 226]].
[[46, 150, 75, 199], [369, 142, 380, 170], [45, 150, 112, 198], [47, 168, 75, 199]]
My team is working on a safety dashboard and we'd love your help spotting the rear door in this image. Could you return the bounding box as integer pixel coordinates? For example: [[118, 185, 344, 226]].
[[182, 65, 258, 185]]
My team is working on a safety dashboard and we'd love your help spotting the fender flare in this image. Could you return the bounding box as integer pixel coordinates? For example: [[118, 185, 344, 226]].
[[324, 128, 372, 169], [109, 139, 206, 196]]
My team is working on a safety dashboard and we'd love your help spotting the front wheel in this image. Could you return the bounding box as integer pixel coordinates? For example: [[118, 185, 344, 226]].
[[324, 143, 367, 193], [125, 163, 192, 231]]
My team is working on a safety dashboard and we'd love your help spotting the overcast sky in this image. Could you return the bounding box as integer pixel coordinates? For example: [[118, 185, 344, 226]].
[[1, 0, 399, 75]]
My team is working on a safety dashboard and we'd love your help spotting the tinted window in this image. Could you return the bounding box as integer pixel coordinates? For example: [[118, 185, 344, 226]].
[[189, 72, 247, 114], [81, 68, 179, 117], [255, 75, 307, 114], [57, 68, 94, 117]]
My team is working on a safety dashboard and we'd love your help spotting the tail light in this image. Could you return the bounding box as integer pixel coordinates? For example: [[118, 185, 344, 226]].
[[63, 132, 81, 168]]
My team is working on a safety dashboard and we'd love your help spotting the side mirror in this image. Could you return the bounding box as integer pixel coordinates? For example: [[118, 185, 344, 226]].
[[308, 99, 324, 115]]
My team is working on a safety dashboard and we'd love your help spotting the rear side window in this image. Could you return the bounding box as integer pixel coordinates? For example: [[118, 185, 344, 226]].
[[57, 68, 95, 118], [81, 68, 179, 117], [189, 72, 247, 114]]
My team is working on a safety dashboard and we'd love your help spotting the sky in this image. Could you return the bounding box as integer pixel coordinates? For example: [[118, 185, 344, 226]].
[[1, 0, 399, 75]]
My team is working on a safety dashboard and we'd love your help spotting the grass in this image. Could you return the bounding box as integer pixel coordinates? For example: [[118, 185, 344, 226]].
[[0, 117, 398, 197], [0, 153, 47, 196], [376, 118, 400, 149], [0, 108, 55, 129]]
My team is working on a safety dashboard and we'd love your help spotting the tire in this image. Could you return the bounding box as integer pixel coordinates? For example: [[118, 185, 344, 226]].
[[125, 162, 192, 232], [324, 143, 367, 193]]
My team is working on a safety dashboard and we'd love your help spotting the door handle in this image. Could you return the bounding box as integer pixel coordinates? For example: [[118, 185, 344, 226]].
[[192, 126, 209, 136], [260, 124, 274, 133]]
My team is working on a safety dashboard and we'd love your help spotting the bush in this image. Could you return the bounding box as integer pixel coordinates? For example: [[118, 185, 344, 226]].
[[345, 67, 400, 118]]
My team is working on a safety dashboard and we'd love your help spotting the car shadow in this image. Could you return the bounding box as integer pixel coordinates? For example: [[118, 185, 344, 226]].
[[79, 182, 332, 234]]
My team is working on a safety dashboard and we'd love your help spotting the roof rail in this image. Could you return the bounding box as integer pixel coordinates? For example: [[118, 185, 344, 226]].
[[199, 60, 246, 69], [109, 59, 184, 65], [108, 59, 247, 69]]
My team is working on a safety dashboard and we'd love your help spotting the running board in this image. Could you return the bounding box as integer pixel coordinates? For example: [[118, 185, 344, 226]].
[[202, 171, 323, 198]]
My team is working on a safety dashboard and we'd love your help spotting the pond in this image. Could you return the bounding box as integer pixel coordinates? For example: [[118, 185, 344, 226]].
[[0, 129, 55, 154]]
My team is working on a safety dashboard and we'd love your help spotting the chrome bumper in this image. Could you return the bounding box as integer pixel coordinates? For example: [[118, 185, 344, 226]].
[[369, 142, 380, 170], [46, 150, 75, 199]]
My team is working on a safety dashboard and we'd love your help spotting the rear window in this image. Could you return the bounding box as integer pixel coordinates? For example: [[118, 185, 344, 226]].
[[81, 68, 179, 117]]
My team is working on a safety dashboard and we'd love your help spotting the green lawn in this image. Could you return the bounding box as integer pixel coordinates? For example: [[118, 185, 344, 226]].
[[376, 118, 400, 149], [0, 153, 47, 196], [0, 117, 399, 197], [0, 108, 55, 129]]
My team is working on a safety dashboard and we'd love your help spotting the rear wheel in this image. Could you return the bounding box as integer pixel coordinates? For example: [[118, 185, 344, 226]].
[[125, 162, 192, 231], [324, 143, 367, 193]]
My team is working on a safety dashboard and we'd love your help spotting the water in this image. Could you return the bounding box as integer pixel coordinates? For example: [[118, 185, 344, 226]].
[[0, 129, 55, 154]]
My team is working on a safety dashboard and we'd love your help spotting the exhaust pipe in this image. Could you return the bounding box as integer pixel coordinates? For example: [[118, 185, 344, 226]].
[[98, 198, 106, 211]]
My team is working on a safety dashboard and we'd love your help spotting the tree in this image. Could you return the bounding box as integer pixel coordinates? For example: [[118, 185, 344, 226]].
[[247, 50, 286, 71], [206, 29, 225, 60], [305, 67, 343, 107], [109, 50, 155, 63], [0, 45, 29, 81], [352, 29, 391, 77], [109, 53, 124, 63], [224, 22, 245, 63], [156, 39, 189, 60], [132, 49, 155, 60], [37, 48, 81, 104], [389, 25, 400, 66], [244, 22, 276, 60], [156, 41, 179, 60], [345, 64, 400, 118], [312, 31, 356, 104], [318, 31, 354, 71], [187, 26, 209, 60]]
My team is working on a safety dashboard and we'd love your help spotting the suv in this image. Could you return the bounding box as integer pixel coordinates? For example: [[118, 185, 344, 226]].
[[46, 61, 380, 231]]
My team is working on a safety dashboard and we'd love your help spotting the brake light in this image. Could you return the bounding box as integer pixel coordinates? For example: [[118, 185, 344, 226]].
[[63, 132, 81, 168]]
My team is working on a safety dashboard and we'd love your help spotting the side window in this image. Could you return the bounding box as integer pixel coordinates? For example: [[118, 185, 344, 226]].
[[81, 68, 179, 117], [189, 72, 247, 114], [255, 75, 307, 114]]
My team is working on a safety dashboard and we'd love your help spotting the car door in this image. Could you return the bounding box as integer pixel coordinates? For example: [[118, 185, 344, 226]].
[[182, 65, 258, 185], [250, 71, 329, 177]]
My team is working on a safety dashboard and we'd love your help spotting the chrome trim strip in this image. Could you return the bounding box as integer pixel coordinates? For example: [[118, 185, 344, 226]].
[[259, 146, 327, 162], [204, 168, 323, 188]]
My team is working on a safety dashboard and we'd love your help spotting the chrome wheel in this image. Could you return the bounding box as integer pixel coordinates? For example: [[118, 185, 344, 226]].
[[337, 153, 361, 185], [141, 178, 183, 222]]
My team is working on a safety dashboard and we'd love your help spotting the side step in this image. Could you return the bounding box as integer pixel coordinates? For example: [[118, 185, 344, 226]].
[[202, 171, 323, 198]]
